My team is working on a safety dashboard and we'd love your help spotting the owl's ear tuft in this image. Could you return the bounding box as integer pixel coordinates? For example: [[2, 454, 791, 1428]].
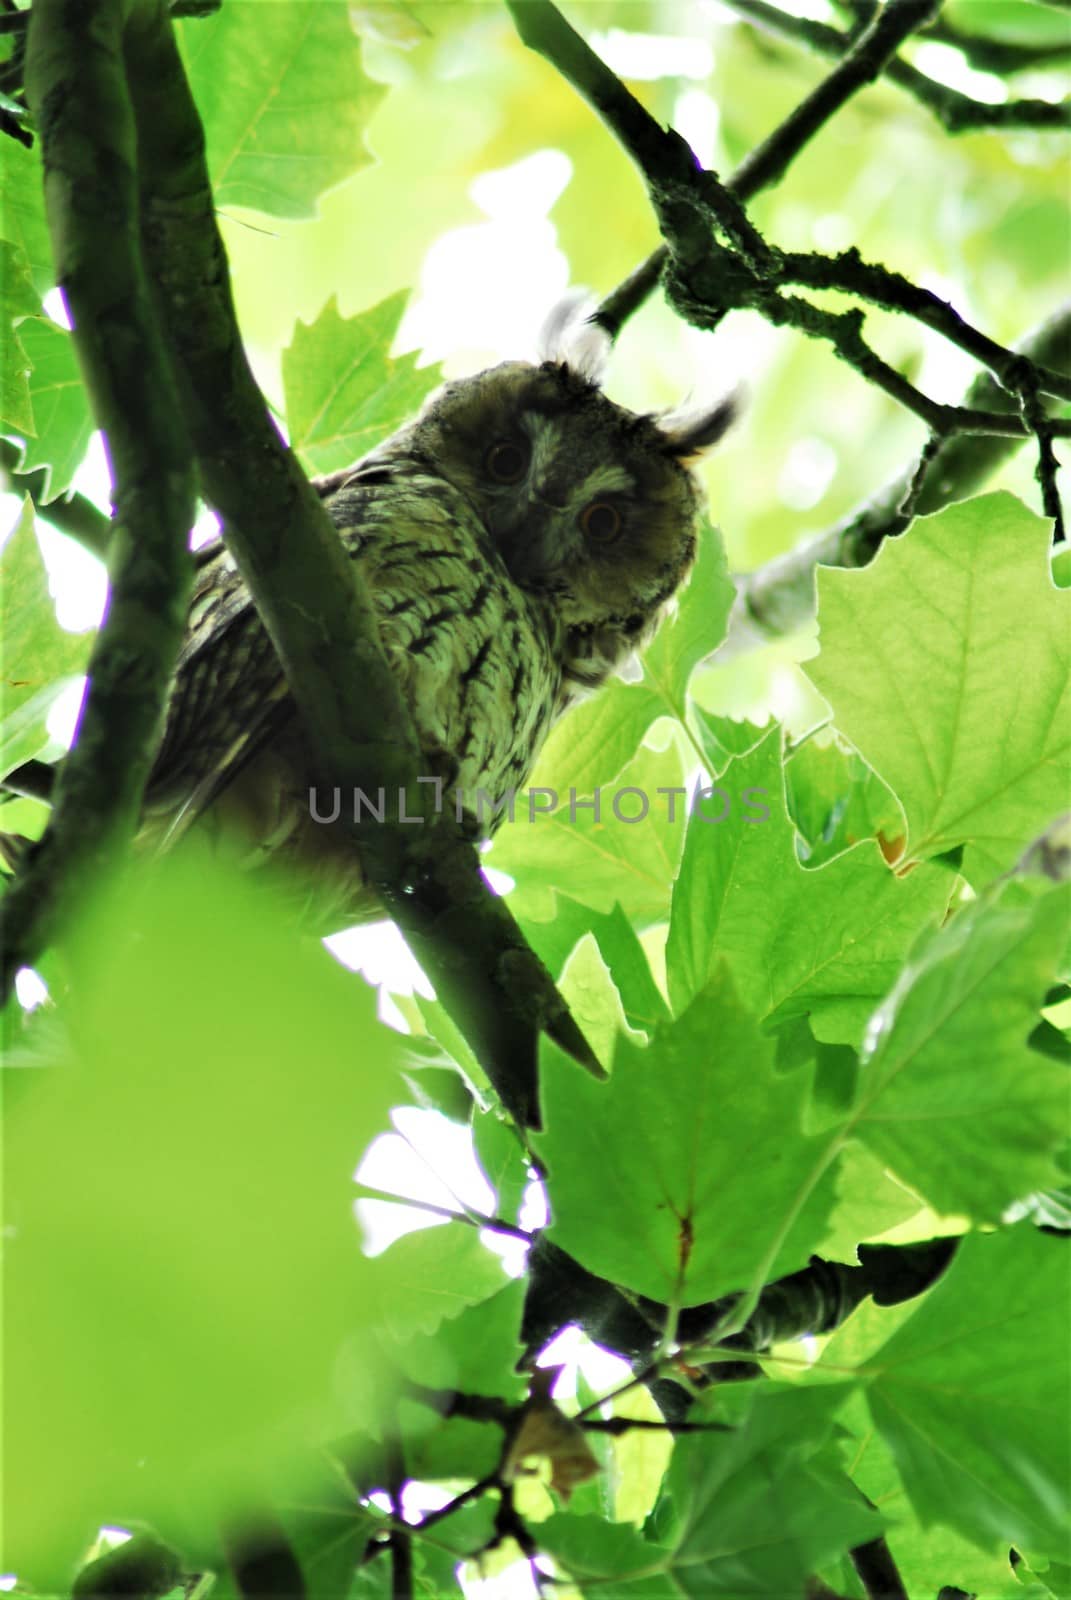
[[537, 291, 612, 386], [658, 392, 740, 460]]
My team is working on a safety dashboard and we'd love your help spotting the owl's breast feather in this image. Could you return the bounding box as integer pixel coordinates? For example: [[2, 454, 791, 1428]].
[[333, 475, 563, 815]]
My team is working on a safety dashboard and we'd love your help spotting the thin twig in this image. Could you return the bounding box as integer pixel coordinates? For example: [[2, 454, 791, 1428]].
[[723, 0, 1071, 131], [778, 248, 1071, 402], [912, 6, 1071, 73], [355, 1182, 533, 1241], [730, 0, 940, 197], [401, 1378, 513, 1427], [579, 1414, 733, 1435], [727, 304, 1071, 653], [406, 1472, 499, 1536]]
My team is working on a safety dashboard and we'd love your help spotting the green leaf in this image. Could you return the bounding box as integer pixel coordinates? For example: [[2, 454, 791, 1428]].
[[372, 1226, 510, 1342], [395, 1278, 526, 1398], [0, 138, 54, 294], [640, 524, 736, 723], [535, 1514, 676, 1596], [537, 1384, 882, 1598], [0, 239, 39, 434], [666, 728, 953, 1045], [488, 740, 687, 925], [818, 1142, 923, 1261], [341, 1280, 525, 1498], [472, 1106, 530, 1223], [405, 1412, 500, 1485], [4, 851, 405, 1588], [520, 896, 670, 1038], [282, 291, 441, 475], [943, 0, 1071, 48], [1052, 543, 1071, 589], [0, 498, 92, 777], [536, 972, 839, 1306], [830, 1378, 1041, 1600], [805, 493, 1071, 886], [275, 1460, 387, 1600], [659, 1383, 882, 1597], [413, 1500, 498, 1593], [527, 676, 667, 799], [690, 706, 772, 775], [177, 2, 387, 218], [854, 882, 1071, 1221], [786, 734, 905, 869], [17, 317, 95, 499], [350, 2, 434, 49], [859, 1228, 1070, 1559], [558, 932, 642, 1066]]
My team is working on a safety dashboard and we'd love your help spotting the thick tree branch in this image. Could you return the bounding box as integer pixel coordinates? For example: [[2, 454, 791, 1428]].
[[724, 0, 1071, 132], [2, 0, 195, 998], [726, 304, 1071, 653], [1, 436, 112, 559], [519, 1233, 959, 1419], [112, 1, 598, 1126]]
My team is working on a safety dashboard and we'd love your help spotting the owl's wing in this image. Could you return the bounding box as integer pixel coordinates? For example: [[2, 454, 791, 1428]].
[[145, 480, 391, 839], [144, 546, 294, 841]]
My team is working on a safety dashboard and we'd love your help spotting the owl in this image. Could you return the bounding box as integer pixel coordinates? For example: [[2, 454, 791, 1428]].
[[140, 300, 736, 925]]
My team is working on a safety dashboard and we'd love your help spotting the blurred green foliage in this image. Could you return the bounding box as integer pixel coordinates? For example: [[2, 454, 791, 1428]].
[[2, 2, 1070, 1596]]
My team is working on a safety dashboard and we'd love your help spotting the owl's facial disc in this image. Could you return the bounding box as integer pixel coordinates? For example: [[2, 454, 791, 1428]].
[[409, 358, 715, 643], [488, 456, 635, 592]]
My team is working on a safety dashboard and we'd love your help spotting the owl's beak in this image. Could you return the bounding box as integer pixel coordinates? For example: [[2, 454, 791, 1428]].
[[494, 507, 569, 590]]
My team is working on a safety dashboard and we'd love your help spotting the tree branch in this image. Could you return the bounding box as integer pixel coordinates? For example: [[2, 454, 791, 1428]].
[[849, 1535, 911, 1600], [385, 1432, 414, 1600], [729, 0, 941, 197], [510, 0, 1069, 454], [519, 1233, 959, 1416], [109, 1, 598, 1126], [723, 0, 1071, 132], [2, 0, 196, 999], [910, 6, 1071, 74], [726, 304, 1071, 653], [777, 248, 1071, 403], [355, 1182, 533, 1241]]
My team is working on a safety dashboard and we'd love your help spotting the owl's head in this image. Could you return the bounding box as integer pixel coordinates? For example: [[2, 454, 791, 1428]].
[[405, 299, 736, 690]]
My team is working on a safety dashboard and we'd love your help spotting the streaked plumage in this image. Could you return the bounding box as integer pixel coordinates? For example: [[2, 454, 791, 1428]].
[[141, 302, 735, 924]]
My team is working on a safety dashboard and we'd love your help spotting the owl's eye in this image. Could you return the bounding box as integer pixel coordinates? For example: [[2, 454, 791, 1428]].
[[580, 502, 622, 544], [484, 440, 529, 483]]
